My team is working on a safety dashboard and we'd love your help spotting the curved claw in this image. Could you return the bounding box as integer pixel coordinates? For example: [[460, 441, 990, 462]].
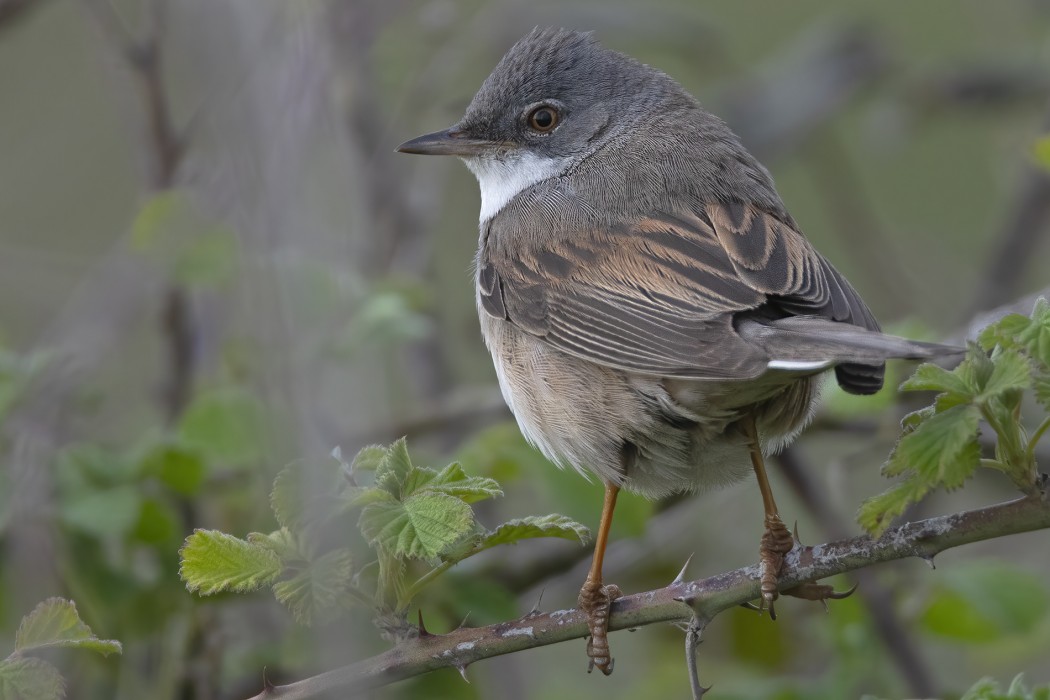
[[825, 582, 859, 600]]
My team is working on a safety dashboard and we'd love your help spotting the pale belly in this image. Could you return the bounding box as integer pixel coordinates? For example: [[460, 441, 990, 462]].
[[479, 313, 820, 499]]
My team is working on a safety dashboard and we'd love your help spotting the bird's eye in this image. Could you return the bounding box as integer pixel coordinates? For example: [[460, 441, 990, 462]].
[[527, 105, 559, 133]]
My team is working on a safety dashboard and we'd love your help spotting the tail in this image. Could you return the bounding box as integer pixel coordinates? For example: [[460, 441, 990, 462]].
[[736, 316, 964, 395]]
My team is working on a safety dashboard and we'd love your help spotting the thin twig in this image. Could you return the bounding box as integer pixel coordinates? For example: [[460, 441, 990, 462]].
[[683, 615, 708, 699], [242, 492, 1050, 699]]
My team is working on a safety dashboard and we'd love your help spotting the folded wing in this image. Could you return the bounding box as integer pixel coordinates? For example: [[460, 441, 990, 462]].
[[479, 201, 889, 389]]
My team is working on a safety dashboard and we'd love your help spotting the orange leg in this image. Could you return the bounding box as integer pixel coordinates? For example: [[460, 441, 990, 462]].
[[578, 481, 622, 675], [743, 417, 794, 619], [743, 416, 857, 617]]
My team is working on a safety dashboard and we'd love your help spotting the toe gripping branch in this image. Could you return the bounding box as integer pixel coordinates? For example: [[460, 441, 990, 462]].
[[580, 579, 621, 675]]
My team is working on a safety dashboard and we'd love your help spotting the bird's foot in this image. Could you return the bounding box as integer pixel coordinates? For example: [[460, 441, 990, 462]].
[[757, 513, 794, 620], [578, 578, 622, 676], [782, 581, 859, 611], [756, 516, 857, 617]]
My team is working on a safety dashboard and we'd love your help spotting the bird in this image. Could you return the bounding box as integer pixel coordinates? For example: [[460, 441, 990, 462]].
[[397, 27, 959, 675]]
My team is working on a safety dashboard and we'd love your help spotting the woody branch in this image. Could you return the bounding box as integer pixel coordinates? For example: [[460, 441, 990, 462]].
[[245, 490, 1050, 700]]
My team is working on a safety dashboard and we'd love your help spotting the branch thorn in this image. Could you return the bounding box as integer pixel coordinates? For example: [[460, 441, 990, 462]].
[[456, 664, 470, 683], [527, 587, 546, 617], [672, 553, 695, 585], [418, 609, 433, 637]]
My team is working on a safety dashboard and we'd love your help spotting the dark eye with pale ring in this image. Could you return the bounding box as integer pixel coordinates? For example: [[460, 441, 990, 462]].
[[527, 105, 559, 133]]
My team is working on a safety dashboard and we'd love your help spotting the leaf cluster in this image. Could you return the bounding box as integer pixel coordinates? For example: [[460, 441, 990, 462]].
[[859, 299, 1050, 535], [180, 439, 589, 636], [0, 598, 121, 700]]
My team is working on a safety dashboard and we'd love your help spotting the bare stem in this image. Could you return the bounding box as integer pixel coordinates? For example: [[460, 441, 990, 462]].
[[244, 493, 1050, 700]]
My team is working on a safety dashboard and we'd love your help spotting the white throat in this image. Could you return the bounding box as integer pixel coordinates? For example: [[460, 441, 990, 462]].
[[464, 152, 571, 222]]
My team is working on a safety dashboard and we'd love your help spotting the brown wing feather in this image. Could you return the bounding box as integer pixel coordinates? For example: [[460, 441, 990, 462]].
[[480, 202, 880, 384]]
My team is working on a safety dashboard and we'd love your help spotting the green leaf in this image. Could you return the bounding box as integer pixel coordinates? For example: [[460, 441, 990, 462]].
[[403, 462, 503, 503], [247, 528, 303, 563], [178, 389, 265, 465], [15, 598, 122, 656], [1017, 298, 1050, 366], [373, 438, 413, 496], [0, 657, 64, 700], [139, 442, 206, 496], [979, 313, 1031, 352], [481, 514, 591, 549], [271, 464, 305, 532], [131, 498, 179, 545], [272, 548, 354, 625], [900, 362, 974, 397], [1034, 371, 1050, 410], [857, 477, 931, 536], [977, 348, 1032, 400], [900, 405, 935, 433], [349, 445, 388, 472], [359, 491, 474, 559], [180, 529, 282, 595], [883, 404, 981, 489], [60, 485, 142, 539]]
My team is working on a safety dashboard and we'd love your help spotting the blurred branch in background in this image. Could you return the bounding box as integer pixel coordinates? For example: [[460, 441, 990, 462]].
[[0, 0, 45, 32], [971, 102, 1050, 315]]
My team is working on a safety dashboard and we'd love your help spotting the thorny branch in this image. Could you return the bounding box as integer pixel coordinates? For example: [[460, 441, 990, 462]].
[[244, 492, 1050, 700]]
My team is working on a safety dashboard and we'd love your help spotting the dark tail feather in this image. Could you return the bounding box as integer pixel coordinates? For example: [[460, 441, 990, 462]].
[[835, 363, 886, 395], [736, 316, 964, 395]]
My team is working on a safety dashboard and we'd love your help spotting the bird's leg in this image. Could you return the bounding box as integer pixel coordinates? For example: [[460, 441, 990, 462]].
[[578, 481, 622, 676], [742, 416, 794, 619], [743, 417, 857, 617]]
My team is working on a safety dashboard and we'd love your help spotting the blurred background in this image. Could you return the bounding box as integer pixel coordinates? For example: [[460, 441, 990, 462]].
[[1, 0, 1050, 698]]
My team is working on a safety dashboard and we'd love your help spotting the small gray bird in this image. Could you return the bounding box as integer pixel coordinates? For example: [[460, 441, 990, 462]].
[[398, 27, 957, 675]]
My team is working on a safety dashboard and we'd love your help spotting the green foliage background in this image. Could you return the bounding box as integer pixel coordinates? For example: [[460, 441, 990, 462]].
[[1, 1, 1049, 698]]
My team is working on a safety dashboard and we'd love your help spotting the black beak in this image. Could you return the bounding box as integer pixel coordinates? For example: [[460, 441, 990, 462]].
[[396, 128, 504, 157]]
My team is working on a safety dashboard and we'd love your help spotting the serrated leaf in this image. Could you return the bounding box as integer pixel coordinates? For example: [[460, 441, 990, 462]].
[[1035, 371, 1050, 409], [857, 477, 931, 536], [400, 466, 439, 498], [359, 491, 474, 559], [884, 404, 980, 488], [404, 462, 503, 503], [347, 487, 398, 509], [977, 348, 1032, 400], [0, 657, 64, 700], [374, 438, 413, 496], [180, 530, 282, 595], [1018, 298, 1050, 367], [978, 313, 1031, 352], [350, 445, 388, 472], [481, 514, 590, 549], [900, 406, 935, 433], [272, 548, 354, 625], [247, 528, 303, 563], [271, 464, 305, 532], [15, 598, 121, 657], [900, 362, 974, 397]]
